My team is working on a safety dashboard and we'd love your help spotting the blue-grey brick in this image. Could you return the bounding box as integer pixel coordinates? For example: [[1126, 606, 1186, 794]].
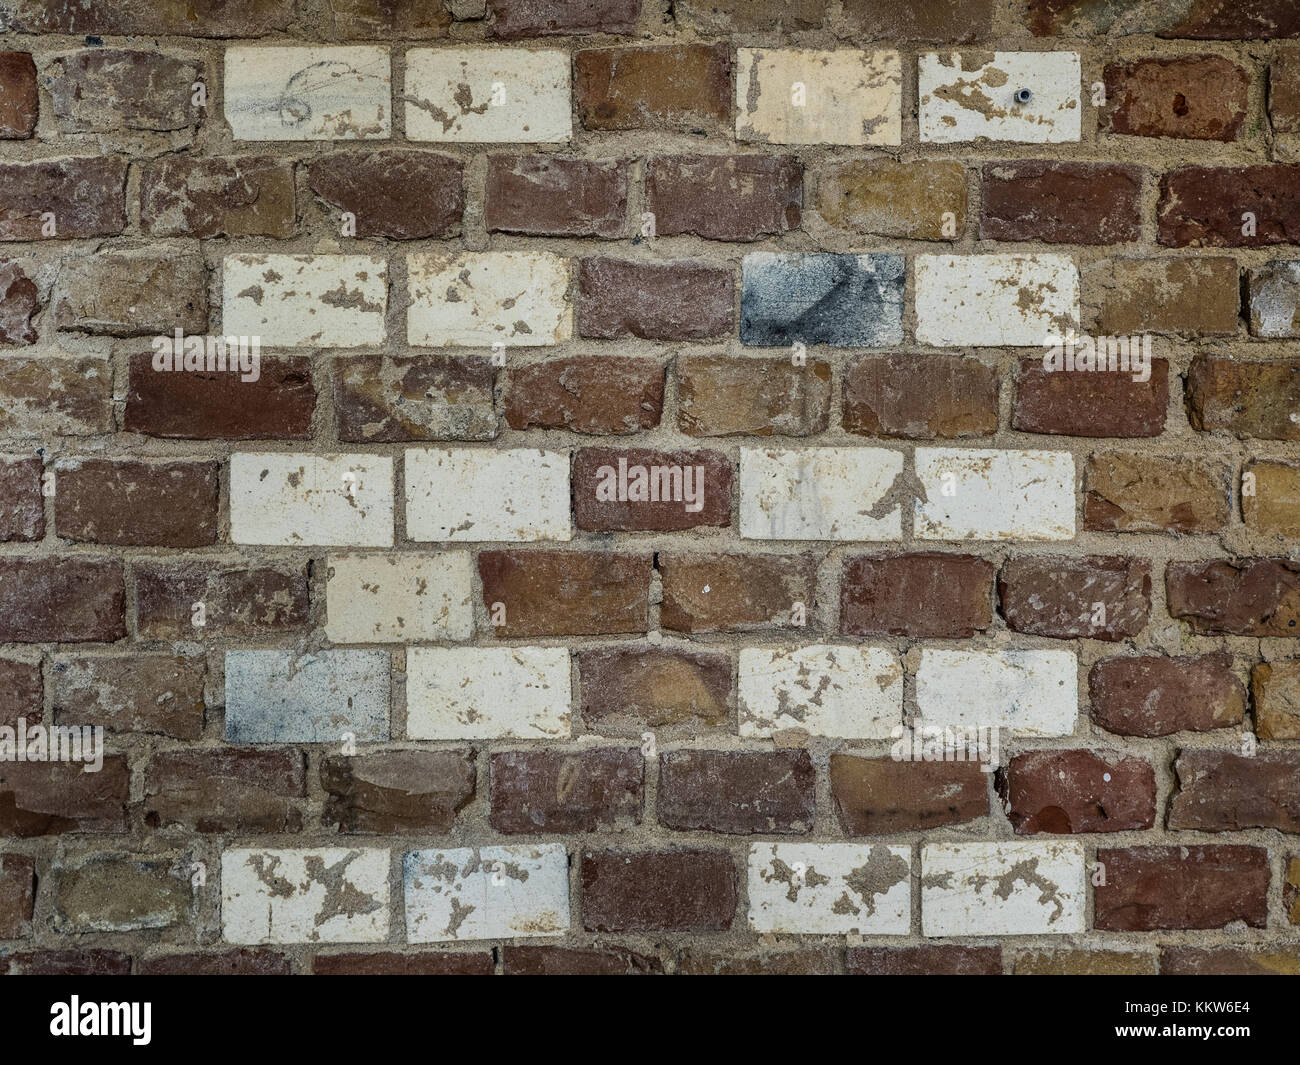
[[741, 253, 904, 347], [224, 650, 390, 743]]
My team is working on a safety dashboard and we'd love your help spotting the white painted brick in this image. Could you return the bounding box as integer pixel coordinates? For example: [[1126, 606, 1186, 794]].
[[915, 648, 1078, 737], [404, 844, 569, 942], [222, 848, 390, 944], [407, 251, 571, 348], [915, 448, 1075, 541], [224, 47, 391, 141], [405, 48, 570, 143], [223, 255, 387, 348], [406, 647, 571, 739], [748, 843, 911, 934], [325, 552, 474, 643], [740, 447, 903, 540], [230, 452, 394, 547], [405, 448, 570, 542], [921, 841, 1086, 936], [739, 645, 903, 739], [919, 51, 1081, 144], [736, 49, 901, 146], [915, 254, 1079, 348], [224, 649, 391, 743]]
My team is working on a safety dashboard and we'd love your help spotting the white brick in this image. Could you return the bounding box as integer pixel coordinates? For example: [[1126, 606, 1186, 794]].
[[915, 648, 1078, 737], [404, 844, 569, 942], [748, 843, 911, 934], [740, 447, 903, 540], [230, 452, 394, 547], [736, 49, 901, 146], [224, 47, 391, 141], [405, 48, 570, 143], [921, 841, 1086, 936], [739, 645, 902, 739], [919, 51, 1081, 144], [915, 254, 1079, 348], [222, 848, 390, 944], [405, 448, 570, 542], [915, 448, 1075, 541], [223, 255, 387, 348], [406, 647, 571, 739], [407, 251, 571, 348], [325, 553, 474, 643]]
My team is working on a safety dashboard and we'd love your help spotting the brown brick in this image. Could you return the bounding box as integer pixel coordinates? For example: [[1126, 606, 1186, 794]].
[[1094, 846, 1269, 930], [1169, 750, 1300, 832], [141, 156, 296, 239], [479, 550, 650, 637], [573, 448, 732, 531], [135, 562, 309, 640], [140, 950, 292, 975], [998, 749, 1156, 834], [51, 852, 194, 933], [817, 159, 965, 240], [488, 0, 639, 37], [326, 0, 452, 37], [1159, 165, 1300, 246], [582, 849, 736, 931], [0, 356, 113, 438], [678, 354, 830, 438], [1289, 856, 1300, 923], [0, 455, 42, 542], [52, 654, 205, 740], [578, 646, 731, 732], [1187, 356, 1300, 439], [308, 150, 462, 239], [314, 952, 492, 975], [999, 555, 1151, 640], [1252, 660, 1300, 739], [680, 948, 838, 975], [575, 43, 731, 132], [0, 757, 129, 836], [981, 161, 1142, 244], [0, 949, 132, 975], [674, 0, 825, 32], [490, 748, 643, 834], [841, 553, 994, 639], [660, 552, 817, 633], [1104, 56, 1248, 141], [1013, 355, 1168, 438], [844, 354, 998, 439], [144, 749, 306, 833], [504, 355, 663, 435], [1028, 0, 1300, 38], [1167, 558, 1300, 636], [1013, 949, 1156, 975], [577, 258, 733, 340], [0, 853, 35, 937], [1093, 256, 1239, 335], [126, 353, 315, 440], [53, 250, 206, 337], [336, 355, 496, 442], [0, 158, 126, 240], [1083, 452, 1230, 534], [830, 756, 988, 834], [1271, 45, 1300, 133], [322, 750, 475, 834], [1090, 654, 1245, 737], [43, 49, 201, 132], [840, 0, 993, 40], [1161, 948, 1300, 976], [847, 946, 1001, 976], [1243, 460, 1300, 538], [4, 0, 293, 36], [0, 558, 124, 643], [0, 657, 42, 727], [55, 459, 218, 547], [0, 259, 41, 344], [659, 750, 814, 834], [504, 945, 661, 975], [0, 53, 37, 138], [486, 156, 628, 238], [647, 155, 802, 242]]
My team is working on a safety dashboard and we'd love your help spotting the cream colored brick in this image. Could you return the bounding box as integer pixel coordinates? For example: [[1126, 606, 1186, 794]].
[[919, 52, 1081, 144], [916, 648, 1078, 736], [740, 447, 903, 540], [405, 448, 570, 542], [749, 843, 911, 934], [915, 448, 1075, 541], [405, 48, 570, 142], [223, 255, 387, 348], [325, 553, 474, 643], [739, 645, 903, 739], [406, 647, 571, 739]]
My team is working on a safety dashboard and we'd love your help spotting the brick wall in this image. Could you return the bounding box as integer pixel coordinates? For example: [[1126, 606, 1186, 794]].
[[1, 0, 1299, 976]]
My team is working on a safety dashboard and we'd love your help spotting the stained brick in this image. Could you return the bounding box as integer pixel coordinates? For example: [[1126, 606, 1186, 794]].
[[1252, 660, 1300, 739], [1104, 56, 1248, 141], [577, 258, 733, 340], [1169, 750, 1300, 832], [504, 945, 661, 975], [52, 654, 205, 739], [479, 550, 651, 637], [573, 448, 732, 531], [981, 161, 1143, 244], [144, 749, 306, 833], [322, 750, 475, 834], [998, 749, 1156, 833], [0, 53, 37, 138], [43, 49, 201, 132], [999, 555, 1151, 640], [1093, 257, 1239, 336], [504, 356, 663, 435], [141, 156, 296, 238], [830, 756, 988, 834], [1013, 356, 1168, 438], [490, 748, 643, 833], [336, 355, 496, 443], [135, 562, 309, 640], [817, 159, 965, 240], [575, 44, 731, 132], [0, 158, 127, 240], [660, 553, 817, 633], [582, 850, 736, 932], [487, 0, 640, 37], [1083, 452, 1230, 533], [486, 156, 628, 238], [678, 355, 830, 438], [658, 750, 815, 834], [646, 155, 802, 241], [54, 459, 218, 547], [0, 454, 42, 542], [577, 647, 731, 732], [0, 558, 124, 643], [1094, 846, 1269, 930], [1167, 558, 1300, 636], [309, 151, 463, 239], [1187, 356, 1300, 439], [844, 355, 998, 439], [840, 553, 994, 639], [1159, 165, 1300, 246], [0, 757, 130, 836], [847, 946, 1001, 975], [1090, 654, 1246, 736]]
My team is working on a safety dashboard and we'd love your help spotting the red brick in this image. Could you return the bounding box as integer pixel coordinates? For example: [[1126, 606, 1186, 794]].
[[52, 654, 205, 739], [314, 952, 492, 975], [485, 156, 628, 238], [488, 0, 639, 37], [1089, 654, 1246, 736], [1028, 0, 1300, 38], [0, 657, 42, 727], [44, 49, 201, 133], [322, 750, 475, 834], [1094, 846, 1269, 930], [646, 155, 802, 241], [140, 950, 292, 975], [308, 150, 462, 239], [0, 455, 43, 542], [0, 757, 130, 836], [582, 849, 736, 932], [844, 353, 999, 439], [659, 750, 815, 834], [573, 448, 732, 531], [479, 550, 651, 637], [998, 749, 1156, 833], [678, 948, 838, 975], [999, 555, 1151, 640], [1271, 45, 1300, 134], [1168, 750, 1300, 832], [660, 553, 817, 633], [335, 355, 496, 443], [4, 0, 293, 36], [840, 0, 992, 40], [141, 156, 296, 239], [576, 44, 731, 132], [490, 748, 643, 833], [504, 945, 661, 974], [134, 562, 310, 640], [144, 749, 306, 833], [841, 553, 994, 639], [54, 459, 218, 547], [326, 0, 451, 37], [1159, 165, 1300, 246], [504, 356, 663, 435], [0, 158, 127, 240], [677, 354, 831, 437], [577, 646, 731, 733], [1167, 558, 1300, 636], [847, 946, 1001, 975], [675, 0, 824, 32], [1013, 356, 1168, 438], [0, 949, 132, 975], [577, 258, 733, 340], [0, 53, 37, 138], [1104, 56, 1248, 141], [830, 755, 988, 834], [0, 558, 125, 643], [981, 161, 1143, 244]]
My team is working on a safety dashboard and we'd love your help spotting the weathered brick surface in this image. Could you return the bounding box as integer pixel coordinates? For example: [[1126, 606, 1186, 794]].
[[999, 555, 1151, 640], [840, 553, 994, 638], [322, 751, 474, 834], [490, 748, 642, 833], [1090, 654, 1246, 736], [647, 155, 802, 242], [52, 654, 205, 739], [0, 52, 37, 138], [54, 459, 218, 547], [1253, 660, 1300, 739], [577, 647, 730, 732], [1159, 165, 1300, 246], [337, 356, 495, 443], [981, 161, 1143, 244], [504, 356, 662, 435], [1167, 558, 1300, 636], [817, 159, 965, 240], [0, 758, 129, 836], [577, 258, 733, 339], [0, 559, 124, 642], [678, 355, 830, 437], [1094, 847, 1270, 931], [830, 756, 988, 834], [1013, 356, 1168, 438], [998, 749, 1156, 833], [575, 44, 731, 132], [43, 50, 201, 133], [843, 355, 997, 439], [479, 550, 650, 637], [0, 158, 127, 240], [659, 750, 815, 834], [1083, 453, 1230, 533], [582, 850, 736, 931], [1104, 56, 1249, 141], [309, 151, 463, 240], [1168, 751, 1300, 832], [573, 447, 732, 531], [660, 553, 816, 633], [144, 749, 306, 834], [141, 156, 296, 239], [486, 156, 627, 238]]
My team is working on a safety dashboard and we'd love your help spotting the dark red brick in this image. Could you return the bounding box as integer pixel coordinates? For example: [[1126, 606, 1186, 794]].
[[1159, 165, 1300, 246], [981, 161, 1143, 244], [660, 553, 817, 633], [504, 356, 663, 435], [144, 748, 306, 833], [1105, 56, 1249, 141], [573, 448, 731, 531], [998, 749, 1156, 833], [847, 946, 1001, 975], [1168, 750, 1300, 832], [582, 849, 736, 932], [0, 558, 125, 643], [1094, 846, 1269, 930], [488, 0, 640, 37], [0, 455, 43, 542], [646, 155, 802, 241], [830, 756, 988, 834], [577, 258, 733, 340], [659, 750, 815, 834], [308, 150, 462, 239], [322, 750, 475, 834], [54, 459, 218, 547], [841, 553, 994, 639], [1013, 355, 1168, 438], [479, 550, 650, 637], [141, 156, 296, 239], [1167, 558, 1300, 636], [134, 562, 310, 640], [0, 53, 37, 138], [1089, 654, 1246, 736], [486, 156, 628, 238], [314, 952, 492, 975], [999, 555, 1151, 640], [504, 945, 661, 974], [0, 757, 130, 836], [490, 748, 643, 833], [0, 158, 127, 240]]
